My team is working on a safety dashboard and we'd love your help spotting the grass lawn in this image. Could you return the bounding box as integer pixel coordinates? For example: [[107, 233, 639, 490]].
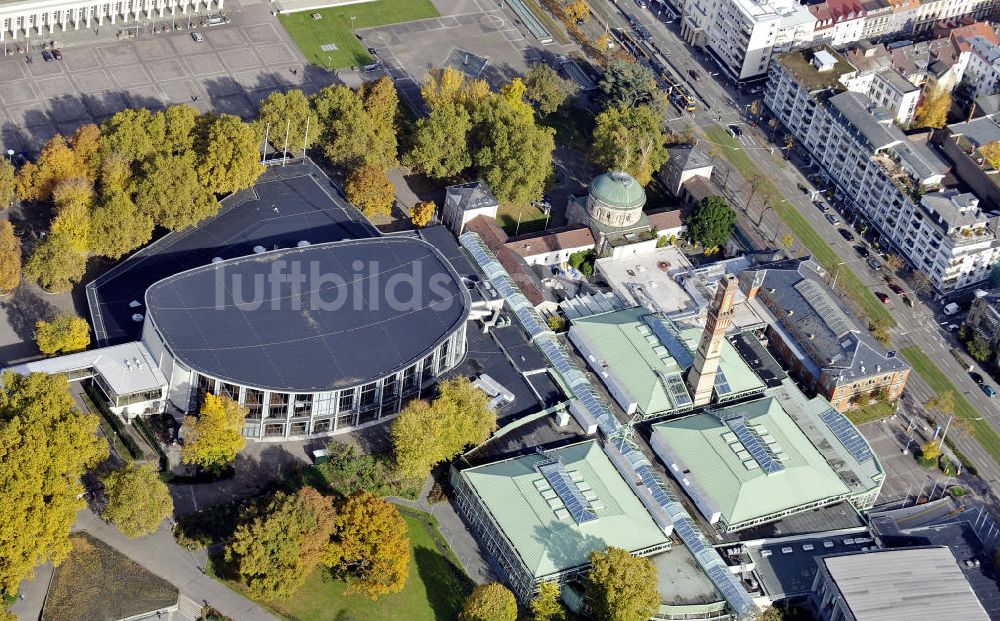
[[227, 507, 473, 621], [279, 0, 439, 69], [498, 202, 548, 235], [846, 401, 896, 426], [541, 105, 595, 150], [901, 346, 1000, 467], [702, 125, 895, 328]]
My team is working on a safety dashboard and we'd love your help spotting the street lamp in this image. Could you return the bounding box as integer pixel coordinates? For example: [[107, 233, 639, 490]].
[[350, 15, 356, 33], [5, 150, 13, 163]]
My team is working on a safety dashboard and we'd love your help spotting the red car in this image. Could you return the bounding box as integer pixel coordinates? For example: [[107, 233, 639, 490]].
[[888, 283, 905, 295], [875, 292, 890, 304]]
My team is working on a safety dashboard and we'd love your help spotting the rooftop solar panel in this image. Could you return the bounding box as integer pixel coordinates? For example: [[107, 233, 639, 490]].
[[537, 458, 598, 524], [795, 279, 853, 337], [723, 414, 785, 475], [643, 313, 695, 370], [819, 407, 875, 463], [714, 368, 732, 395]]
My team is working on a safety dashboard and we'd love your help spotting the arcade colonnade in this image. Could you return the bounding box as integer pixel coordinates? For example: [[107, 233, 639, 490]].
[[0, 0, 223, 40]]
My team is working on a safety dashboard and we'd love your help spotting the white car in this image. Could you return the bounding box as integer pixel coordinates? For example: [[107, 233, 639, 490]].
[[191, 32, 204, 42]]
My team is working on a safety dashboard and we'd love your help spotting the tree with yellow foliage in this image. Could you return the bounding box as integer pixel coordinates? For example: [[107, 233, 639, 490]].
[[35, 314, 91, 355], [0, 221, 21, 294], [24, 232, 87, 293], [324, 491, 410, 600], [50, 177, 94, 254], [0, 371, 108, 598], [15, 135, 89, 203], [586, 547, 660, 621], [180, 394, 247, 474], [101, 462, 174, 538], [460, 583, 518, 621], [921, 439, 941, 462], [979, 140, 1000, 170], [913, 83, 951, 129], [410, 200, 436, 227], [565, 0, 591, 22], [0, 159, 14, 210], [421, 67, 490, 108], [345, 164, 396, 220], [68, 123, 102, 181], [530, 581, 566, 621]]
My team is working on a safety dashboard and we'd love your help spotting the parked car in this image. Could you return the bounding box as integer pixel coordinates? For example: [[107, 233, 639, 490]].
[[838, 228, 855, 242], [855, 245, 870, 258], [191, 31, 204, 42], [688, 69, 701, 81], [970, 371, 985, 385], [888, 283, 905, 295], [814, 200, 829, 212], [981, 384, 997, 398], [825, 213, 840, 225], [946, 323, 959, 331], [875, 292, 890, 304], [727, 124, 743, 138], [41, 50, 53, 62], [52, 49, 62, 60], [943, 302, 961, 315], [867, 257, 882, 271]]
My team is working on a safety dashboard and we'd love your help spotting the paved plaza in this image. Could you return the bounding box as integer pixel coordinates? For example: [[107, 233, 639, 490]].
[[0, 1, 338, 154]]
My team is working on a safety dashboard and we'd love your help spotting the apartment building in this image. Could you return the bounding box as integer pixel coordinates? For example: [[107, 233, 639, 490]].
[[936, 112, 1000, 205], [681, 0, 815, 80], [810, 0, 866, 47], [767, 47, 1000, 293], [961, 31, 1000, 101], [966, 289, 1000, 350], [914, 0, 997, 33]]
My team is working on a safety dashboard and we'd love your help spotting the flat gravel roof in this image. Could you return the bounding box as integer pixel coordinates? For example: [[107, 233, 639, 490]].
[[145, 236, 470, 392]]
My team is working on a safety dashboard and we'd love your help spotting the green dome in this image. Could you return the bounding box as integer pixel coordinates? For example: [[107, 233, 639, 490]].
[[589, 171, 646, 210]]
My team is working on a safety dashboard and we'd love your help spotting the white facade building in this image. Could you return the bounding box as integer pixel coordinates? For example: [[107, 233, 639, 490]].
[[681, 0, 815, 80], [914, 0, 997, 33], [0, 0, 222, 40], [767, 48, 1000, 293], [961, 35, 1000, 101], [845, 68, 921, 124]]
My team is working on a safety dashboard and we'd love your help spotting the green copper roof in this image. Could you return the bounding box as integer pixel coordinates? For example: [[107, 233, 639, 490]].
[[459, 440, 670, 579], [590, 171, 646, 210], [651, 396, 853, 530]]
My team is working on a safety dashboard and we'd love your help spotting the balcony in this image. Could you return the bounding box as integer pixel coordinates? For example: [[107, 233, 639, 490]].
[[874, 152, 934, 202], [949, 227, 995, 248]]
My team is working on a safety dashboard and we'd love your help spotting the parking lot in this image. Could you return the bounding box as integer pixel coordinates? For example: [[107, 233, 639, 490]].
[[0, 0, 338, 154], [860, 414, 958, 508], [358, 0, 558, 111]]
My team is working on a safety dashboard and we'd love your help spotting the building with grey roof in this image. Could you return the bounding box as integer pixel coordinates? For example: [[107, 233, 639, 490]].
[[739, 259, 909, 411], [936, 113, 1000, 206], [767, 48, 1000, 293], [442, 181, 500, 236], [812, 547, 990, 620]]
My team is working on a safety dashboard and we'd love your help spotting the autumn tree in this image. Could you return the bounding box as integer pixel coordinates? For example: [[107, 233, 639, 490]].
[[0, 221, 21, 293], [421, 66, 490, 108], [980, 140, 1000, 170], [592, 105, 669, 185], [324, 491, 410, 600], [404, 102, 472, 178], [0, 371, 108, 597], [100, 107, 167, 165], [585, 547, 660, 621], [69, 123, 102, 181], [530, 581, 566, 621], [163, 104, 200, 156], [566, 0, 590, 21], [35, 314, 90, 355], [25, 234, 87, 293], [15, 135, 89, 203], [925, 391, 956, 417], [345, 165, 396, 219], [687, 196, 736, 249], [0, 159, 14, 209], [180, 393, 247, 474], [361, 77, 400, 169], [50, 176, 94, 253], [256, 89, 318, 155], [523, 64, 570, 116], [914, 82, 951, 129], [136, 153, 219, 230], [460, 582, 518, 621], [225, 487, 335, 599], [101, 462, 174, 538], [598, 60, 660, 110], [392, 377, 497, 479], [98, 152, 134, 195], [472, 93, 555, 205], [410, 200, 436, 227], [921, 439, 942, 461], [314, 82, 397, 170], [197, 114, 266, 195], [868, 318, 891, 346], [89, 190, 154, 260]]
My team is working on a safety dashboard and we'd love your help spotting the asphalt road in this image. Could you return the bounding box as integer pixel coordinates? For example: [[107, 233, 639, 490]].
[[602, 0, 1000, 501]]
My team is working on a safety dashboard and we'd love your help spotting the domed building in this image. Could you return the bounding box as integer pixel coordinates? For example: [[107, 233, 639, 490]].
[[567, 171, 657, 255]]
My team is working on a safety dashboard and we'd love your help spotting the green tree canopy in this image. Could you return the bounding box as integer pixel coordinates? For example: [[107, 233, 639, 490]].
[[101, 462, 174, 538], [136, 153, 219, 230], [360, 77, 400, 169], [197, 114, 266, 195], [256, 89, 318, 155], [324, 491, 410, 600], [459, 582, 518, 621], [925, 391, 955, 416], [25, 232, 88, 293], [592, 105, 669, 185], [0, 221, 21, 293], [89, 190, 154, 260], [315, 82, 397, 171], [392, 377, 497, 479], [226, 487, 335, 599], [598, 60, 661, 110], [687, 196, 736, 249], [523, 64, 571, 116], [404, 102, 473, 179], [530, 581, 566, 621], [585, 547, 660, 621], [472, 94, 555, 205], [0, 371, 108, 597], [35, 314, 90, 355], [163, 104, 200, 156], [100, 107, 167, 165], [180, 393, 247, 474]]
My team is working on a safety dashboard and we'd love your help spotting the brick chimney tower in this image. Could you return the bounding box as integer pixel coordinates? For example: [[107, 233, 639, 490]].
[[686, 274, 739, 406]]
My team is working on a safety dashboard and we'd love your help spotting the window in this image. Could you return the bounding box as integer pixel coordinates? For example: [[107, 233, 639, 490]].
[[293, 394, 313, 417], [313, 392, 336, 416], [290, 421, 308, 436], [338, 389, 355, 412], [382, 375, 398, 402], [219, 382, 239, 401], [264, 423, 284, 437], [313, 418, 332, 433], [268, 392, 289, 418], [245, 389, 264, 420], [336, 409, 355, 429], [402, 366, 418, 395], [360, 382, 378, 409]]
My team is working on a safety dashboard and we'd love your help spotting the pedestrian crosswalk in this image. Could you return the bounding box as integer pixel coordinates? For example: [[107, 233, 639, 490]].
[[177, 594, 203, 620]]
